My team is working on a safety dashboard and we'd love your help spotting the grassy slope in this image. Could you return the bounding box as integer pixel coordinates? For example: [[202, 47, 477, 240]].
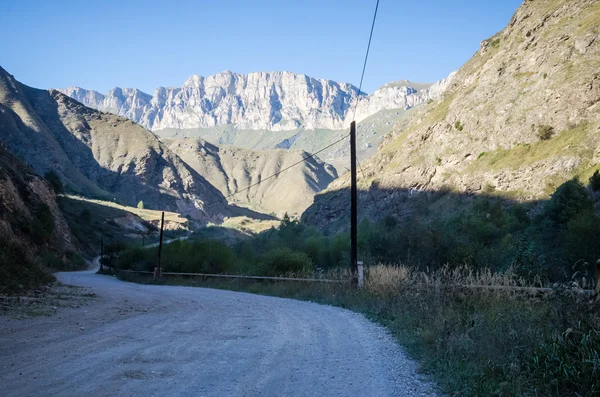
[[62, 195, 188, 225]]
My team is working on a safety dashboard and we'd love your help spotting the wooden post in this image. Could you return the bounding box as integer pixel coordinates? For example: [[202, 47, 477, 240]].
[[357, 261, 364, 289], [100, 238, 104, 273], [154, 212, 165, 280], [350, 121, 358, 284]]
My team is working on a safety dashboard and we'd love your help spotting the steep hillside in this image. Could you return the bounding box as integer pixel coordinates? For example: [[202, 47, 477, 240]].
[[60, 71, 455, 132], [0, 66, 230, 223], [165, 138, 337, 216], [0, 144, 77, 293], [305, 0, 600, 228]]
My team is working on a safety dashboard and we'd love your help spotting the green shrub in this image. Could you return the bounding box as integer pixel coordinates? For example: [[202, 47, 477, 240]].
[[257, 248, 313, 276], [178, 240, 235, 274], [454, 121, 464, 131], [29, 204, 55, 244], [80, 208, 92, 224], [115, 239, 236, 274], [537, 125, 555, 141], [115, 246, 154, 271], [0, 236, 54, 294], [101, 241, 128, 268], [137, 200, 144, 209], [545, 179, 594, 226], [589, 170, 600, 191], [44, 170, 63, 194]]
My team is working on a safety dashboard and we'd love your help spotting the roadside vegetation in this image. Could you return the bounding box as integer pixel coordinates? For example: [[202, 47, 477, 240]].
[[119, 265, 600, 396], [0, 171, 85, 295], [110, 176, 600, 396]]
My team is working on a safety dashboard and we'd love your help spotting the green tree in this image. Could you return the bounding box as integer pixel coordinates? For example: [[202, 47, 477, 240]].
[[137, 200, 145, 209], [546, 179, 594, 226], [258, 247, 313, 276], [80, 208, 92, 224], [44, 170, 63, 194], [589, 170, 600, 191], [30, 204, 55, 244]]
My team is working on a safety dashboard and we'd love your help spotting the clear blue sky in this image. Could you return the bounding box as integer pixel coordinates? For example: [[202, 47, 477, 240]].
[[1, 0, 523, 94]]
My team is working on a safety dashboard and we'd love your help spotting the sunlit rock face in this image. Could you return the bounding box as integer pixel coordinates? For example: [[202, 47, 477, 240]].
[[60, 71, 455, 131]]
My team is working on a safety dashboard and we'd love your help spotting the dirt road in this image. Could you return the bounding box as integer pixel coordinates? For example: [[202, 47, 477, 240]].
[[0, 269, 437, 396]]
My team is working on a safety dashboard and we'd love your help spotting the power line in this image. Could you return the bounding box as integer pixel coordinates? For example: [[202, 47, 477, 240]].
[[205, 134, 350, 207], [353, 0, 382, 212], [352, 0, 380, 122], [205, 0, 381, 211]]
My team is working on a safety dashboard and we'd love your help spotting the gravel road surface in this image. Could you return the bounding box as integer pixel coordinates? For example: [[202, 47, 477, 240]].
[[0, 269, 438, 396]]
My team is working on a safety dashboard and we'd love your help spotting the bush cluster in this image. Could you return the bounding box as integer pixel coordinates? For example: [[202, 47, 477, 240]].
[[537, 124, 555, 140], [115, 179, 600, 283], [115, 239, 236, 275], [0, 234, 55, 294], [44, 170, 63, 194]]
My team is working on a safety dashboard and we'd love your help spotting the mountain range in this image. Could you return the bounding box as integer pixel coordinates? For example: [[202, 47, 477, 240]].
[[59, 71, 455, 132], [3, 0, 596, 235], [0, 67, 345, 219]]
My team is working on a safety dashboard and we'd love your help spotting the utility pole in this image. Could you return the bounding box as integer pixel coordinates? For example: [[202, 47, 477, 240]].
[[350, 121, 358, 283], [155, 212, 165, 280]]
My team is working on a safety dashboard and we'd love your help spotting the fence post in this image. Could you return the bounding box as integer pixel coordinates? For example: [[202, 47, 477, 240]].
[[357, 261, 364, 289]]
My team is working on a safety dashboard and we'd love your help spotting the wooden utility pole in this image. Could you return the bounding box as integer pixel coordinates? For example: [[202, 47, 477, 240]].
[[155, 212, 165, 280], [350, 121, 358, 283]]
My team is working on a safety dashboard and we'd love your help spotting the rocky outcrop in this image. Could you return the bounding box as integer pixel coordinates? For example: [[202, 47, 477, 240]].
[[304, 0, 600, 229], [164, 138, 338, 217], [60, 71, 455, 132]]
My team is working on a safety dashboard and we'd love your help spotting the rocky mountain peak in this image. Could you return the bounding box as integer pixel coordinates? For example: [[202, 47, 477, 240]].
[[58, 71, 455, 132]]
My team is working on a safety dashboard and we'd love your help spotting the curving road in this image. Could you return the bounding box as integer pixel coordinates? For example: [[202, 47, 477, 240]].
[[0, 269, 438, 396]]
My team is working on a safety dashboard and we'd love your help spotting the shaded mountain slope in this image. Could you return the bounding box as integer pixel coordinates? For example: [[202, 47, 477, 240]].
[[0, 66, 230, 223], [0, 144, 77, 292], [304, 0, 600, 229], [165, 138, 337, 216]]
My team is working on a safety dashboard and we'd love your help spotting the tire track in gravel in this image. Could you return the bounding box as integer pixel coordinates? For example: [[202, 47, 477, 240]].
[[0, 268, 439, 396]]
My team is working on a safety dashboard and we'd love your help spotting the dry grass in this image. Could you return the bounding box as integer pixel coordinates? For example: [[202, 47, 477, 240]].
[[62, 194, 188, 225], [219, 216, 281, 235]]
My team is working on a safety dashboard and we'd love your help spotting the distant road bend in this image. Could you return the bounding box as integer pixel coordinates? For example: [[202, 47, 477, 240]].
[[0, 269, 438, 396]]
